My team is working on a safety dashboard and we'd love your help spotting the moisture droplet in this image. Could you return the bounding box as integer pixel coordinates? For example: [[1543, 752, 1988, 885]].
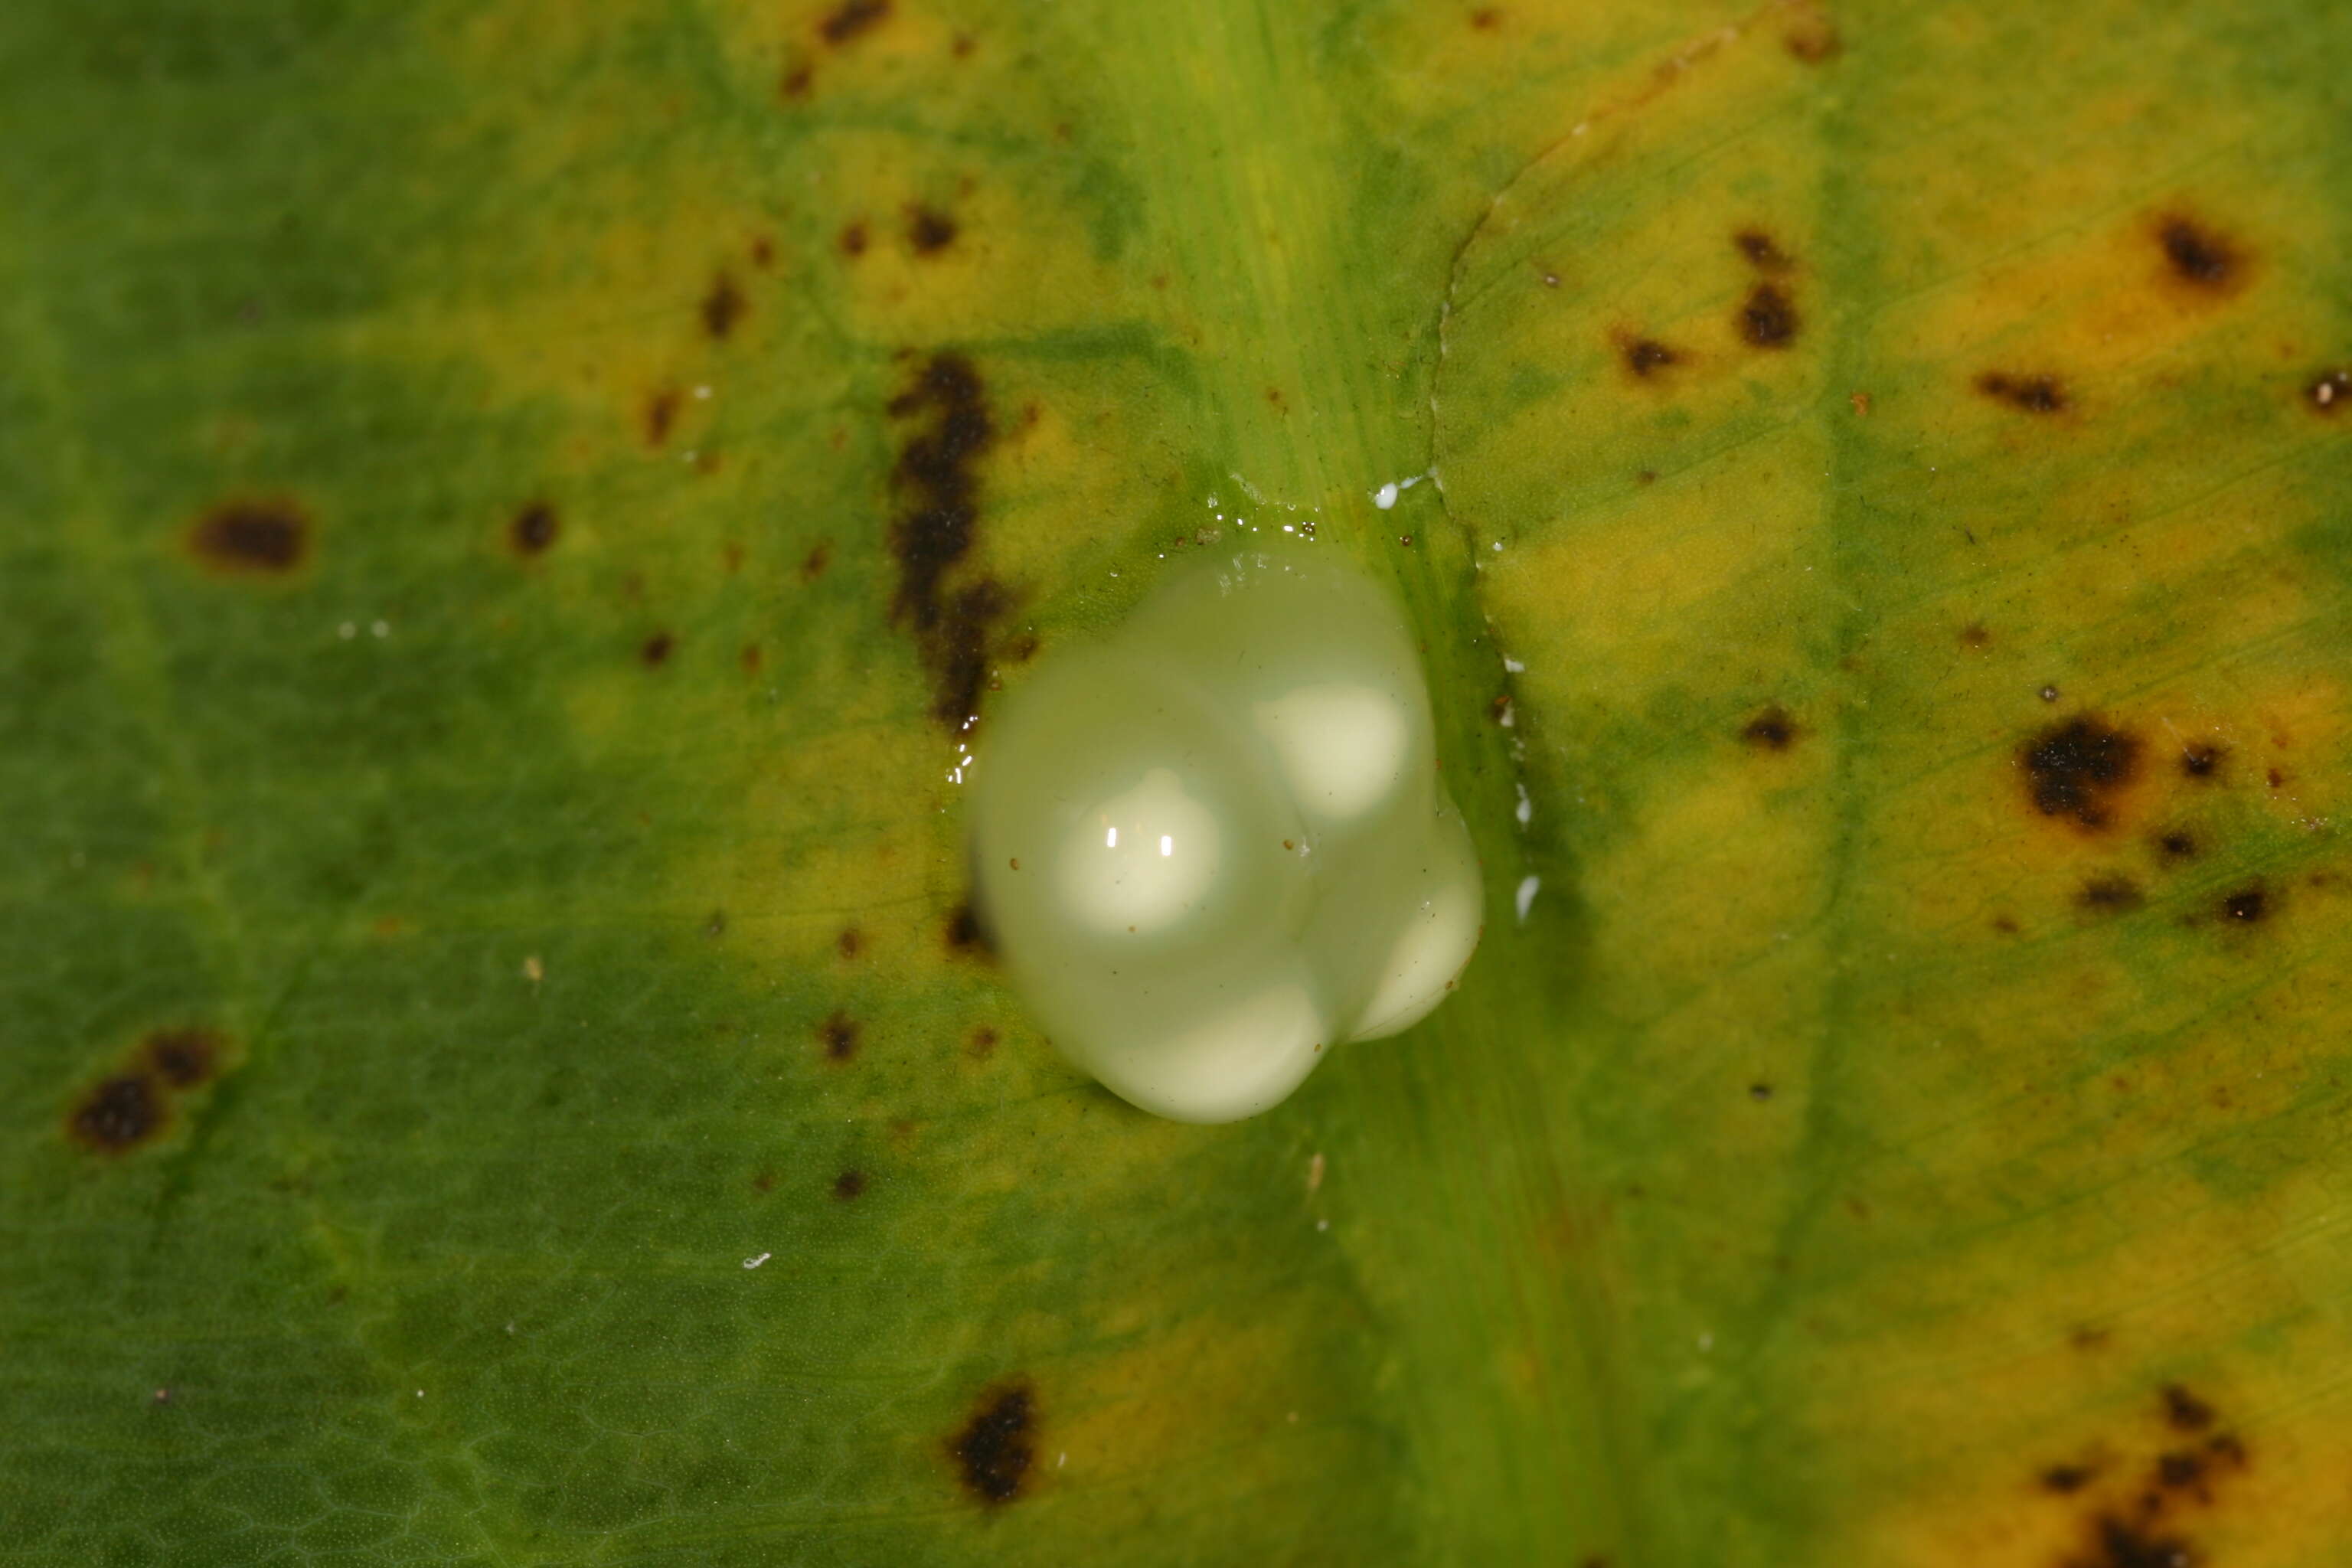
[[969, 545, 1481, 1122]]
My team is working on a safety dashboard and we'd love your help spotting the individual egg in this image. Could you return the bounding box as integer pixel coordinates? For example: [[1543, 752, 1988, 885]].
[[969, 544, 1481, 1123]]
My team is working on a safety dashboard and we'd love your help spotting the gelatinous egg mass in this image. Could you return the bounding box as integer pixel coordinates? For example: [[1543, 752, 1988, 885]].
[[970, 545, 1483, 1122]]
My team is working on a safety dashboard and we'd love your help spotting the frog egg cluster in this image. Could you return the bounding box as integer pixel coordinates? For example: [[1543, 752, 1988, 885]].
[[969, 545, 1482, 1123]]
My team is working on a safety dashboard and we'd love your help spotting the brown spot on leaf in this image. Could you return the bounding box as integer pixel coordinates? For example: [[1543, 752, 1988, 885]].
[[886, 352, 1004, 725], [1469, 8, 1503, 28], [640, 631, 675, 668], [908, 205, 958, 255], [2155, 1450, 2205, 1491], [2022, 717, 2141, 831], [143, 1029, 221, 1089], [2161, 1384, 2216, 1433], [832, 1168, 866, 1200], [1733, 229, 1792, 271], [2076, 1515, 2194, 1568], [2042, 1463, 2098, 1494], [1976, 371, 2069, 413], [2156, 215, 2240, 292], [644, 390, 681, 447], [1962, 622, 1991, 648], [2156, 831, 2197, 861], [740, 642, 763, 674], [1619, 335, 1681, 379], [510, 501, 559, 557], [1741, 706, 1797, 750], [704, 910, 727, 939], [1737, 283, 1798, 348], [801, 542, 831, 582], [967, 1026, 998, 1059], [819, 1011, 860, 1062], [836, 927, 864, 959], [818, 0, 890, 46], [781, 62, 812, 99], [1747, 1082, 1773, 1101], [839, 221, 869, 258], [2220, 886, 2267, 924], [949, 1381, 1036, 1505], [1783, 20, 1839, 61], [2078, 874, 2143, 913], [2305, 368, 2350, 412], [750, 236, 775, 269], [189, 500, 309, 576], [2178, 743, 2223, 779], [701, 273, 746, 340], [70, 1074, 163, 1152]]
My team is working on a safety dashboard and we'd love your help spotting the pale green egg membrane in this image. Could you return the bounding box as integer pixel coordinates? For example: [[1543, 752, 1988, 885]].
[[969, 544, 1483, 1123]]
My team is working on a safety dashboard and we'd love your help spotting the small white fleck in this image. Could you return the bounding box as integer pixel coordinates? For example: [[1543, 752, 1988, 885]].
[[1491, 541, 1503, 552], [416, 1390, 424, 1398], [693, 384, 712, 400], [522, 955, 544, 986], [1697, 1331, 1713, 1352], [370, 619, 389, 639], [1514, 784, 1532, 827], [1057, 1452, 1067, 1468], [1502, 655, 1524, 672], [505, 1321, 516, 1334], [1514, 875, 1540, 923], [1571, 120, 1589, 136], [743, 1252, 771, 1269], [1159, 834, 1174, 857], [337, 621, 356, 639], [1498, 700, 1514, 728], [1307, 1152, 1325, 1193], [1373, 482, 1400, 510], [1106, 826, 1119, 848], [1315, 1217, 1329, 1231]]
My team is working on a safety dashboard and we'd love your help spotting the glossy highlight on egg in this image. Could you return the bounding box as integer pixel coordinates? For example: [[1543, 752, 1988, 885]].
[[969, 544, 1482, 1122]]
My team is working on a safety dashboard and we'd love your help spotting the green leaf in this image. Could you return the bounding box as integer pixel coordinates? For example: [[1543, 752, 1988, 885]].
[[6, 1, 2350, 1563]]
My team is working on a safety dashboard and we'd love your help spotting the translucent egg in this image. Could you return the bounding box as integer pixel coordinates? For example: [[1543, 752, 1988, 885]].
[[969, 546, 1483, 1122]]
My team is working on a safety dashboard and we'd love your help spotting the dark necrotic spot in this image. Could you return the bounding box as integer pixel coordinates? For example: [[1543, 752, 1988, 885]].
[[839, 221, 869, 258], [836, 927, 864, 959], [70, 1074, 163, 1152], [704, 909, 727, 939], [2041, 1462, 2097, 1494], [2078, 874, 2143, 913], [1741, 706, 1797, 750], [2157, 831, 2197, 861], [2220, 886, 2267, 923], [2158, 216, 2238, 289], [2085, 1515, 2194, 1568], [907, 205, 958, 254], [143, 1028, 220, 1089], [740, 642, 764, 674], [510, 501, 560, 556], [2022, 717, 2141, 830], [820, 1011, 860, 1062], [949, 1381, 1036, 1505], [887, 353, 1004, 725], [701, 273, 746, 339], [781, 62, 812, 98], [819, 0, 890, 45], [946, 901, 992, 957], [645, 390, 681, 446], [1621, 336, 1680, 378], [1733, 229, 1793, 271], [1976, 371, 2069, 413], [2178, 743, 2223, 779], [2204, 1432, 2247, 1468], [640, 631, 675, 667], [1747, 1081, 1773, 1101], [801, 542, 831, 581], [1962, 622, 1991, 648], [2305, 369, 2350, 413], [191, 500, 309, 575], [2156, 1450, 2205, 1491], [1469, 8, 1502, 28], [2161, 1383, 2216, 1432], [832, 1168, 866, 1200], [1737, 283, 1798, 348], [968, 1026, 998, 1058]]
